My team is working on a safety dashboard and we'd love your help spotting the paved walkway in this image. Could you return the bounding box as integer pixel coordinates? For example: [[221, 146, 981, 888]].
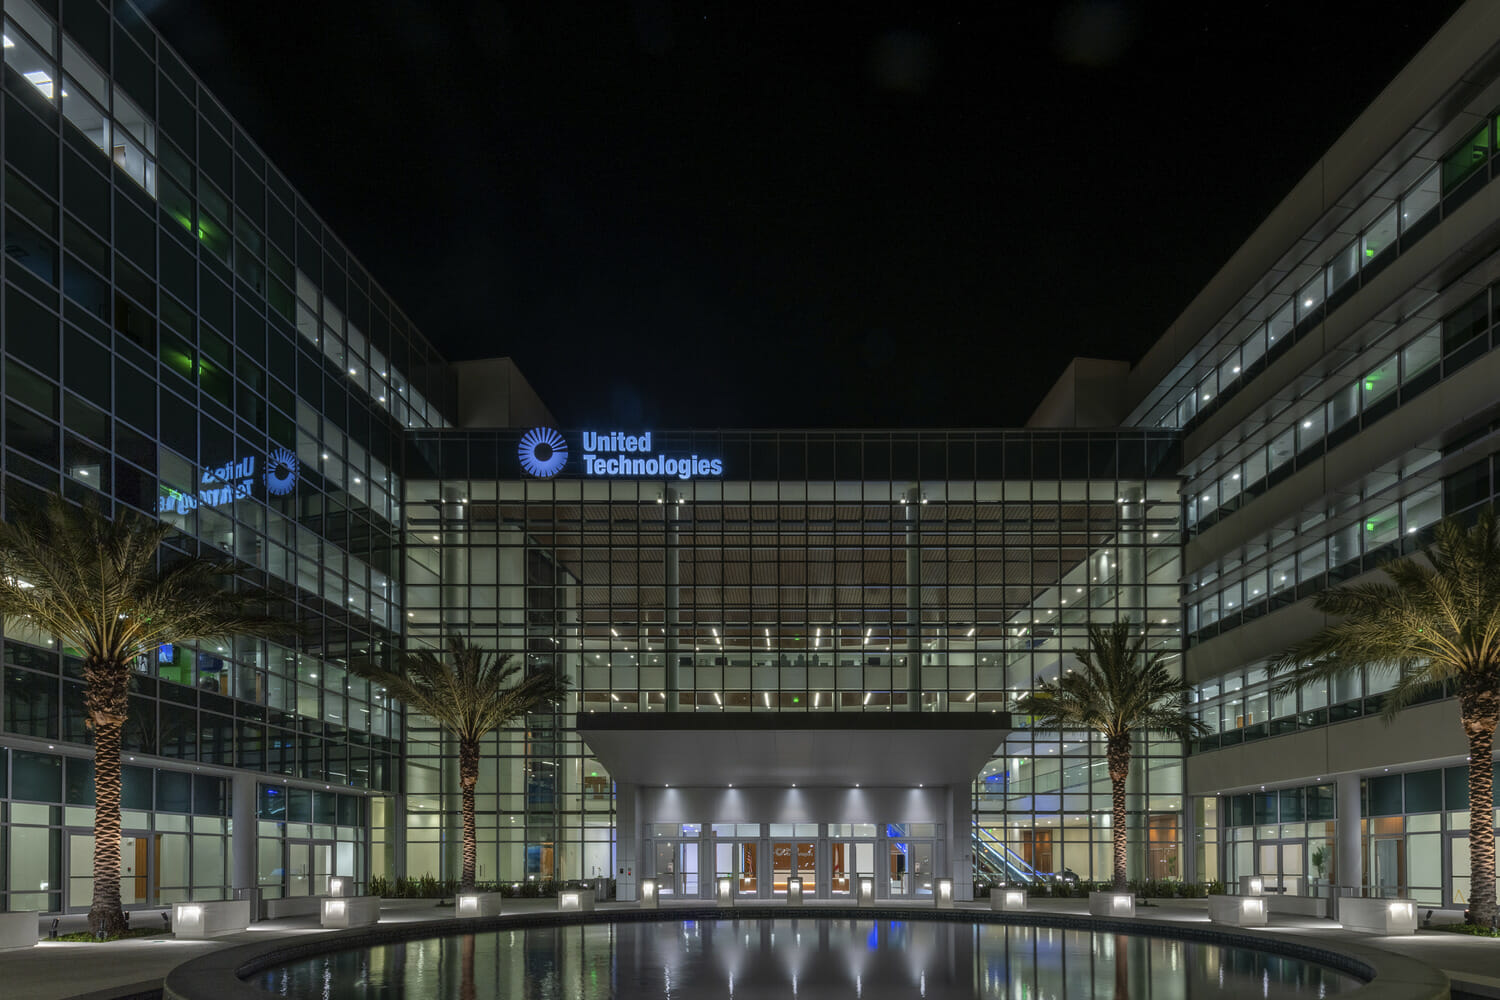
[[2, 897, 1494, 1000]]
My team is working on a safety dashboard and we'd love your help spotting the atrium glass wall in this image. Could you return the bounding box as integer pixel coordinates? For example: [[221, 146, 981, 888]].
[[0, 0, 454, 907], [399, 430, 1184, 884]]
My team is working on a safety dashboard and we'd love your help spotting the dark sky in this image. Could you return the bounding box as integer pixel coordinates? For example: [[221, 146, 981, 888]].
[[145, 1, 1464, 429]]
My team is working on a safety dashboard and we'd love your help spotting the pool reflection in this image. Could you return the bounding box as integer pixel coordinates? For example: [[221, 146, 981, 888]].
[[255, 918, 1361, 999]]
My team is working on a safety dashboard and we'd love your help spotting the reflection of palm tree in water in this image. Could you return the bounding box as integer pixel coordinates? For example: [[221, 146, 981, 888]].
[[460, 934, 477, 1000], [1114, 933, 1130, 1000]]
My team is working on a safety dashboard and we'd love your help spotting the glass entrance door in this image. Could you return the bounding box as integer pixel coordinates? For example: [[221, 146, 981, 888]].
[[773, 841, 816, 895], [829, 840, 874, 896], [653, 840, 699, 896], [889, 840, 934, 896], [716, 840, 759, 896], [1257, 841, 1306, 895]]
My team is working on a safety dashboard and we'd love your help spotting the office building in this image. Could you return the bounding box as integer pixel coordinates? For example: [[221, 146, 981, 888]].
[[0, 0, 1495, 913]]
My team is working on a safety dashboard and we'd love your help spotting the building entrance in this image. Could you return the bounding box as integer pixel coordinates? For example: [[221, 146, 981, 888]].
[[772, 840, 816, 895], [653, 839, 699, 896], [828, 839, 875, 896], [714, 840, 759, 896], [888, 839, 934, 897]]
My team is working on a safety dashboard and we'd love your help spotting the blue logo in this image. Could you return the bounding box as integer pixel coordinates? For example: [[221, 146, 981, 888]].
[[519, 428, 568, 478], [265, 447, 299, 495]]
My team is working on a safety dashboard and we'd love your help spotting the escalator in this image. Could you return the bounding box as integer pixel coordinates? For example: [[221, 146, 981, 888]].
[[972, 824, 1050, 884]]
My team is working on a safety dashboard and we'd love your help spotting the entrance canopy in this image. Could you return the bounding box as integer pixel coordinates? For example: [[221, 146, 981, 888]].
[[576, 712, 1010, 788]]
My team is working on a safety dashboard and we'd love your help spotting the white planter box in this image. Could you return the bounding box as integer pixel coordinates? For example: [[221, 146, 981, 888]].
[[0, 911, 38, 950], [321, 895, 381, 928], [173, 900, 252, 939], [1209, 895, 1268, 927], [639, 879, 660, 909], [557, 888, 595, 912], [716, 878, 734, 906], [455, 892, 503, 917], [1088, 892, 1136, 918], [1238, 875, 1265, 896], [934, 878, 954, 909], [1339, 897, 1417, 936], [786, 877, 805, 906], [856, 877, 876, 908], [265, 896, 323, 920], [990, 888, 1027, 912]]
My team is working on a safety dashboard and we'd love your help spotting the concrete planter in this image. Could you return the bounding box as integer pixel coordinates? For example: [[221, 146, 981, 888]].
[[173, 900, 252, 939], [1209, 895, 1268, 927], [265, 896, 323, 920], [557, 888, 595, 912], [455, 892, 504, 917], [1339, 897, 1417, 936], [990, 888, 1027, 912], [639, 879, 660, 909], [1088, 892, 1136, 918], [321, 895, 380, 929], [0, 911, 38, 950], [934, 878, 954, 909], [856, 877, 876, 908], [786, 877, 805, 906], [716, 878, 734, 906]]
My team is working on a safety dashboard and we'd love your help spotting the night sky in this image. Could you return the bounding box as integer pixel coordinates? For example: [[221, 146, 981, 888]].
[[146, 1, 1463, 429]]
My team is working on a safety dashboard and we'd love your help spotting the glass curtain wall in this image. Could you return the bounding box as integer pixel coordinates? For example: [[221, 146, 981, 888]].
[[398, 430, 1183, 884]]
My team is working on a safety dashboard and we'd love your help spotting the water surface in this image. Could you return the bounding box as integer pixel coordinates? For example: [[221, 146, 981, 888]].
[[254, 917, 1362, 999]]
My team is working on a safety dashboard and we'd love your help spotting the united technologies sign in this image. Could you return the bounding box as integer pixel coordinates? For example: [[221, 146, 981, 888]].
[[518, 429, 722, 480]]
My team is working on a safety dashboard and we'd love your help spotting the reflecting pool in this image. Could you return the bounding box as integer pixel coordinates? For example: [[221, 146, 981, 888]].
[[254, 918, 1362, 999]]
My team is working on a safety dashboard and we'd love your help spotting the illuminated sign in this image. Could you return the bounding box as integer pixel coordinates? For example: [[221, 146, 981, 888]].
[[518, 428, 569, 478], [157, 448, 299, 515], [517, 429, 723, 480], [580, 430, 722, 479]]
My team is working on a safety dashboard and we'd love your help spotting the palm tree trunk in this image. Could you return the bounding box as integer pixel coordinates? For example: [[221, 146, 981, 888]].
[[89, 719, 126, 935], [459, 739, 479, 891], [1460, 690, 1499, 927], [1107, 733, 1132, 892], [84, 657, 130, 936]]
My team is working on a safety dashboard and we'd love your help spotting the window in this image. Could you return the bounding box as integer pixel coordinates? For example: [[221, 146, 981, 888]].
[[1327, 239, 1358, 294], [1296, 408, 1325, 453], [1361, 206, 1397, 264], [1325, 381, 1359, 430], [1401, 326, 1440, 380], [1361, 354, 1398, 409], [1441, 122, 1490, 192], [1400, 167, 1440, 231], [1267, 301, 1293, 348], [1296, 271, 1325, 323]]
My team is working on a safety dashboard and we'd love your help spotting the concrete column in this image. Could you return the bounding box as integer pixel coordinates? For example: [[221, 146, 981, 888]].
[[665, 490, 682, 711], [231, 772, 257, 892], [948, 783, 974, 901], [1337, 773, 1363, 892], [617, 781, 639, 900], [905, 487, 921, 710]]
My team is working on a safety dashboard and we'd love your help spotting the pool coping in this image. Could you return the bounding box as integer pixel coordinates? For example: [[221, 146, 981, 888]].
[[160, 905, 1450, 1000]]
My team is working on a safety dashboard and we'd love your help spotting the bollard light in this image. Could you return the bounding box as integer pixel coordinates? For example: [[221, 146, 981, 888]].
[[1247, 876, 1263, 896]]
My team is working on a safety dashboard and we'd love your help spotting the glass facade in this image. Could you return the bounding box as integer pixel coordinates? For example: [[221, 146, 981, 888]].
[[398, 430, 1185, 885], [0, 0, 449, 908]]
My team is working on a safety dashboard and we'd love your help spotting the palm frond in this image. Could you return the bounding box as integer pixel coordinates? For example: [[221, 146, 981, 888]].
[[1270, 507, 1500, 708], [349, 638, 569, 745], [1014, 620, 1205, 742], [0, 495, 288, 665]]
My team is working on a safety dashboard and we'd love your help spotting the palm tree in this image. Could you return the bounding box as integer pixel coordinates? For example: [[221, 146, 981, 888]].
[[349, 639, 568, 890], [1014, 620, 1204, 891], [0, 495, 285, 935], [1270, 508, 1500, 927]]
